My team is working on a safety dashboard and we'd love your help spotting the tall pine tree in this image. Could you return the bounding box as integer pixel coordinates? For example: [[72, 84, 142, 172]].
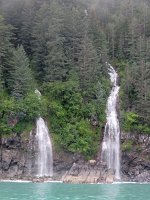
[[8, 45, 33, 98]]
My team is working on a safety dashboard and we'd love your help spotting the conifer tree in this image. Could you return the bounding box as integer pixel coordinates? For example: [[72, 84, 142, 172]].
[[0, 14, 12, 89], [32, 0, 65, 82], [9, 45, 33, 98], [78, 35, 99, 91]]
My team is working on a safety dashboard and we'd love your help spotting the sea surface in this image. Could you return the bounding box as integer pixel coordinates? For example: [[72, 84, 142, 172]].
[[0, 182, 149, 200]]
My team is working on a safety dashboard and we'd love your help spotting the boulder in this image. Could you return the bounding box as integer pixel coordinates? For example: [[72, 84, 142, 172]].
[[105, 169, 114, 183], [88, 160, 97, 166]]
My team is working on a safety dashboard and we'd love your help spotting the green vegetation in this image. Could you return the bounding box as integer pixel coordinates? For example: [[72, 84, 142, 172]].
[[121, 112, 150, 134], [1, 0, 150, 157], [121, 140, 133, 152], [0, 0, 110, 158], [0, 92, 46, 136], [8, 45, 33, 98], [42, 80, 105, 158]]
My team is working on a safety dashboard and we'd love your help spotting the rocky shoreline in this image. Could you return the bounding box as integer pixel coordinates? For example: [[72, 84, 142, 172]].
[[1, 132, 150, 183]]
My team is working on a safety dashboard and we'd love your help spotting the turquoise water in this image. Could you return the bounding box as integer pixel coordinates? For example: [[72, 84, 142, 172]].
[[0, 182, 150, 200]]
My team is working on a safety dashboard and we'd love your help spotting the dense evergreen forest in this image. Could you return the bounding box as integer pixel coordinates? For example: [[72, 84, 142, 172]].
[[0, 0, 150, 158]]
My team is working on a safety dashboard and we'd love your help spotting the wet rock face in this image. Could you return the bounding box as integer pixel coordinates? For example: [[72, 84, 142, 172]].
[[0, 135, 36, 179], [0, 134, 75, 181], [121, 132, 150, 182], [1, 131, 150, 183], [134, 171, 150, 182]]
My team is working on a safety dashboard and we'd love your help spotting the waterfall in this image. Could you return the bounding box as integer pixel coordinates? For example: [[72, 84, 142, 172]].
[[36, 118, 53, 177], [35, 90, 53, 177], [101, 63, 120, 180]]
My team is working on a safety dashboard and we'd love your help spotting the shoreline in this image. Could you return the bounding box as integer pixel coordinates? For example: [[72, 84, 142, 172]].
[[0, 179, 63, 183], [0, 179, 149, 184]]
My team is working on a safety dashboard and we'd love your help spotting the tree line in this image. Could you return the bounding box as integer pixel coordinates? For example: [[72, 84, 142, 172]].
[[0, 0, 150, 157]]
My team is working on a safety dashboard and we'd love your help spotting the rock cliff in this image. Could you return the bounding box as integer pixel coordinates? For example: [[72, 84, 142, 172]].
[[121, 132, 150, 182], [0, 131, 150, 183], [0, 135, 32, 179], [0, 132, 74, 181]]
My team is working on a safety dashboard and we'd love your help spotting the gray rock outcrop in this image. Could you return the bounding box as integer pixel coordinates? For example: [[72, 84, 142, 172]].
[[121, 132, 150, 182], [62, 161, 115, 184]]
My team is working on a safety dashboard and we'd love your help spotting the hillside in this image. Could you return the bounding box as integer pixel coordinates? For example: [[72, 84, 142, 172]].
[[0, 0, 150, 182]]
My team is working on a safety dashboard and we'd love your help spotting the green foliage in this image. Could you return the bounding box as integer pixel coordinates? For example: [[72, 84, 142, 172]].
[[121, 111, 150, 134], [0, 121, 12, 135], [8, 45, 33, 98], [121, 111, 139, 132], [116, 57, 150, 135], [12, 120, 33, 134], [0, 91, 47, 135], [42, 80, 100, 158], [0, 92, 15, 135], [4, 0, 150, 158], [0, 0, 110, 157], [18, 93, 47, 120], [32, 0, 67, 82], [121, 140, 133, 152], [0, 14, 13, 92]]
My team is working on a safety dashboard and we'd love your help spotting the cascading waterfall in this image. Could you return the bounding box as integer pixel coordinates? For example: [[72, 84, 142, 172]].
[[35, 90, 53, 177], [101, 63, 120, 180], [36, 118, 53, 177]]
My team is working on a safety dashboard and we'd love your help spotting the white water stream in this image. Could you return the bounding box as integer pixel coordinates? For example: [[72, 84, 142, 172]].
[[36, 118, 53, 177], [35, 90, 53, 177], [101, 63, 120, 180]]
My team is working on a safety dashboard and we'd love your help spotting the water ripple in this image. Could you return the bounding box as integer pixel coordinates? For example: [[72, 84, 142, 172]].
[[0, 183, 150, 200]]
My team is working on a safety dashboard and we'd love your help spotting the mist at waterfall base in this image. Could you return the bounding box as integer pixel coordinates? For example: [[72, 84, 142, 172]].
[[101, 63, 120, 180], [0, 182, 149, 200]]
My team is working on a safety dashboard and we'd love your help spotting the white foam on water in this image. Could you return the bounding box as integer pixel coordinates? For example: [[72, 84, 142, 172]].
[[0, 180, 32, 183]]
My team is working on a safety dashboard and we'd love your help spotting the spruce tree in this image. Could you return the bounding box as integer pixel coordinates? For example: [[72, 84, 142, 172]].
[[9, 45, 33, 99], [78, 35, 99, 91], [32, 0, 66, 82], [0, 14, 12, 90]]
